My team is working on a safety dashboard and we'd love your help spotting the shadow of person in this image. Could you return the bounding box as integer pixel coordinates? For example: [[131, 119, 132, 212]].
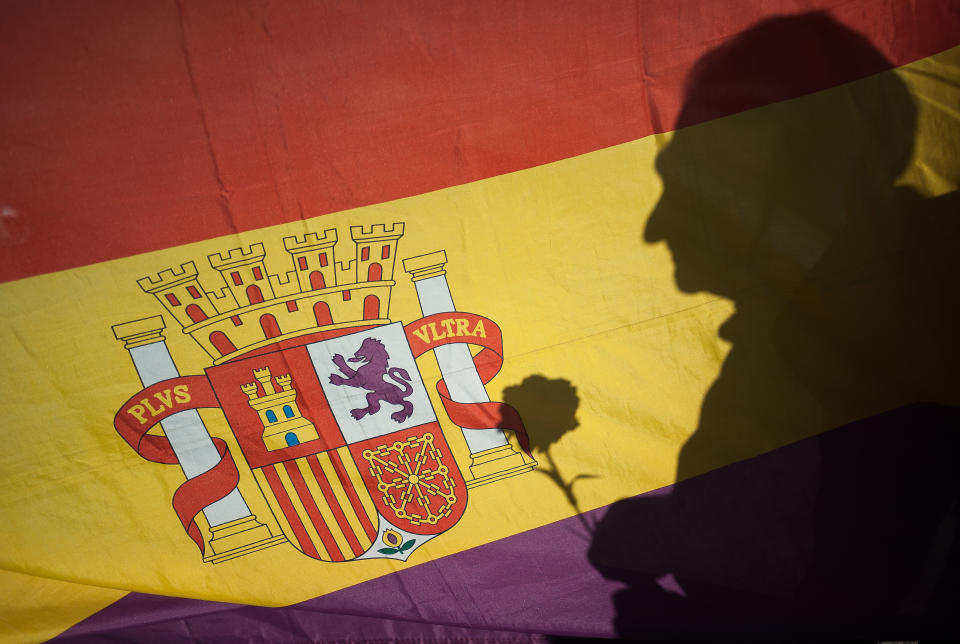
[[588, 12, 960, 639], [502, 376, 595, 517]]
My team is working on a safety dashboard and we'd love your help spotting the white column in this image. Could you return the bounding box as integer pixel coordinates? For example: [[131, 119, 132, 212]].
[[402, 252, 534, 487], [402, 253, 508, 453], [113, 316, 252, 527]]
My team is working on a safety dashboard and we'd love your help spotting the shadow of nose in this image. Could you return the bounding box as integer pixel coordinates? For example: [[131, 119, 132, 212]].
[[644, 198, 667, 244]]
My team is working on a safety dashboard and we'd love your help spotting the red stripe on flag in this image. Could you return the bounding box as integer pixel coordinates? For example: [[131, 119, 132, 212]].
[[282, 460, 344, 562], [3, 2, 959, 282], [262, 464, 320, 560], [329, 449, 378, 542], [306, 455, 365, 558]]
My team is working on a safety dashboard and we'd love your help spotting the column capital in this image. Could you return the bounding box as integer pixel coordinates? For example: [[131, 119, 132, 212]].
[[402, 250, 447, 282], [112, 316, 166, 349]]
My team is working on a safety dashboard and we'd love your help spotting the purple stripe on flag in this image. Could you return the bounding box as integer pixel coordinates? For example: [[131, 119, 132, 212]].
[[53, 595, 557, 642], [55, 403, 960, 641]]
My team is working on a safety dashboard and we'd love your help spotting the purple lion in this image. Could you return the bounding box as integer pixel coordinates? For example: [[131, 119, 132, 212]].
[[328, 337, 414, 423]]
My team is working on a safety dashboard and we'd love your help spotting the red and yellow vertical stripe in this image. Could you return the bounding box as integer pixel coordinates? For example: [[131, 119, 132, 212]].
[[253, 448, 377, 562]]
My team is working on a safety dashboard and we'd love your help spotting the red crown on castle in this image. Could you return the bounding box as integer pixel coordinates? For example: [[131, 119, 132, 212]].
[[137, 224, 404, 364]]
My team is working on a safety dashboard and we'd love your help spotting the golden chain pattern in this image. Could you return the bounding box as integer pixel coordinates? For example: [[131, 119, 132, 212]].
[[362, 433, 457, 526]]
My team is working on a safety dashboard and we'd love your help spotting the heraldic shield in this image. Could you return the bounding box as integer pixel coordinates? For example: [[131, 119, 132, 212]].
[[206, 322, 468, 562], [112, 224, 534, 565]]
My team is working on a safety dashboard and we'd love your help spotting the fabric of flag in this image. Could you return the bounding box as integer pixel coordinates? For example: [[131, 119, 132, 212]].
[[2, 1, 959, 641]]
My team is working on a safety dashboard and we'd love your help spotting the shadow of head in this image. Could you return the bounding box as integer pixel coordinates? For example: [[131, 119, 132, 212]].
[[645, 12, 917, 299], [502, 375, 579, 455]]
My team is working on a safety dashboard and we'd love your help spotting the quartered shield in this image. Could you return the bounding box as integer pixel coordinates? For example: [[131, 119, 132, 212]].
[[205, 322, 468, 561]]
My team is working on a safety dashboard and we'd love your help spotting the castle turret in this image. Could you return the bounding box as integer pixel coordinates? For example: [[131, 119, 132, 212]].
[[137, 262, 222, 328], [208, 244, 275, 307], [335, 259, 357, 287], [351, 223, 404, 283], [241, 366, 319, 450], [283, 230, 338, 292]]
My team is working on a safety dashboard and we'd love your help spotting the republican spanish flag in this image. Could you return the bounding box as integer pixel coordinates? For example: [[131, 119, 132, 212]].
[[2, 1, 959, 641]]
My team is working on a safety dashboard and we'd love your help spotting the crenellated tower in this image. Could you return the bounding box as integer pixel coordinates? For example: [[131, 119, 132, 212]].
[[137, 262, 223, 329], [240, 367, 318, 450], [208, 244, 276, 307], [283, 230, 339, 292], [351, 223, 403, 283], [137, 224, 403, 364]]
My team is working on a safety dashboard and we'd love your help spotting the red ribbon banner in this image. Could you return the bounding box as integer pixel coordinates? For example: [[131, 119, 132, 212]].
[[114, 375, 239, 553], [404, 312, 530, 455]]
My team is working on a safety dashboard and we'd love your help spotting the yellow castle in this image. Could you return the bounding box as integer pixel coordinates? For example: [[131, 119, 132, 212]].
[[240, 367, 318, 450], [136, 224, 403, 363]]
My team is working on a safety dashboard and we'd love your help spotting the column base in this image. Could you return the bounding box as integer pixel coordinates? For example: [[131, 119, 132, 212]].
[[203, 515, 287, 564], [466, 444, 536, 488]]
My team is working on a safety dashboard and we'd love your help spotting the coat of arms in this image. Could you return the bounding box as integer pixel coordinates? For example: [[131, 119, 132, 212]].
[[111, 224, 534, 563]]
